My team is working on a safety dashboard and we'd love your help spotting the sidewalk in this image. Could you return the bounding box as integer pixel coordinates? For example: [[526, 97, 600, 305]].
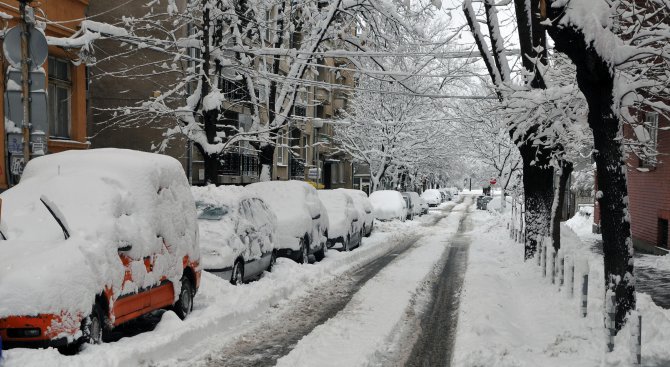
[[452, 209, 670, 367], [566, 212, 670, 309]]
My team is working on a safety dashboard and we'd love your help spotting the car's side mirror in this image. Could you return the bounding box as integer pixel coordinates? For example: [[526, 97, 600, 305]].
[[118, 244, 132, 252]]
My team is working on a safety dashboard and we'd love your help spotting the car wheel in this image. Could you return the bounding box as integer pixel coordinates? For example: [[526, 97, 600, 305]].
[[231, 260, 244, 285], [267, 250, 277, 272], [174, 275, 194, 320], [82, 303, 104, 346], [300, 236, 310, 264], [314, 246, 326, 262]]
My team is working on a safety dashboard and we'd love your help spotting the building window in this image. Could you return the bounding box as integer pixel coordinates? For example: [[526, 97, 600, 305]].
[[339, 162, 345, 183], [637, 112, 659, 167], [48, 57, 71, 139], [277, 130, 287, 166]]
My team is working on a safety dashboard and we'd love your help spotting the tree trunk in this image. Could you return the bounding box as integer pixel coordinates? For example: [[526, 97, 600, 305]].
[[551, 160, 573, 252], [519, 142, 554, 260], [200, 2, 221, 185], [547, 9, 635, 332]]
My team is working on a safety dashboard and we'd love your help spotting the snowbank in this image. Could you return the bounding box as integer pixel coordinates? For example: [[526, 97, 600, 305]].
[[453, 209, 670, 366]]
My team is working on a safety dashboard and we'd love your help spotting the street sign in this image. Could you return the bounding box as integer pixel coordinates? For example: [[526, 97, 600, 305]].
[[490, 178, 497, 185], [2, 24, 48, 69], [7, 134, 23, 154], [4, 67, 49, 146], [10, 155, 24, 176]]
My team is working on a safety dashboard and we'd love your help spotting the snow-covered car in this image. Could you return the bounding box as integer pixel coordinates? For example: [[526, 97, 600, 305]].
[[421, 189, 443, 207], [192, 185, 277, 285], [401, 192, 416, 220], [0, 149, 200, 352], [369, 190, 408, 222], [336, 189, 374, 237], [405, 192, 425, 216], [318, 190, 362, 251], [247, 180, 329, 263]]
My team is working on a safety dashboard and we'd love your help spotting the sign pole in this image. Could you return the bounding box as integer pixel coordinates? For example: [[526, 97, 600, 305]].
[[19, 0, 31, 164]]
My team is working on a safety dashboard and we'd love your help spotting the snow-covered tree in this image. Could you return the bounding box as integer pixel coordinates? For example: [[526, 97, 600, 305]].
[[333, 75, 454, 191], [543, 0, 670, 332], [68, 0, 439, 183]]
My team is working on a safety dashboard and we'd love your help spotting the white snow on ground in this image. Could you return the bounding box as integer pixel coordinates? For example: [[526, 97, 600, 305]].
[[2, 217, 426, 367], [453, 208, 670, 366], [274, 200, 471, 367]]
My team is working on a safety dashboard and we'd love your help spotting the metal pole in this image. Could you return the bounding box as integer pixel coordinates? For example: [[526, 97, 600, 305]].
[[606, 291, 615, 352], [581, 274, 589, 317], [632, 313, 641, 365], [187, 139, 193, 184], [19, 0, 31, 164]]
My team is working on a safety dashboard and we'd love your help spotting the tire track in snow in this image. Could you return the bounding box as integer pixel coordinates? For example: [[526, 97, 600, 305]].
[[402, 206, 472, 367]]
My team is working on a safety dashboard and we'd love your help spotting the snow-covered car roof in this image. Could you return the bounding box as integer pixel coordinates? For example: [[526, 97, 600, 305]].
[[0, 148, 198, 318], [191, 185, 276, 270]]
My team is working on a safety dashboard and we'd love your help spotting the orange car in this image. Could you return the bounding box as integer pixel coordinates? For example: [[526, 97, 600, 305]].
[[0, 149, 201, 352]]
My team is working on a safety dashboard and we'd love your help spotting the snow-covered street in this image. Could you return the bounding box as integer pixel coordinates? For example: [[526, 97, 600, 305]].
[[3, 199, 472, 367]]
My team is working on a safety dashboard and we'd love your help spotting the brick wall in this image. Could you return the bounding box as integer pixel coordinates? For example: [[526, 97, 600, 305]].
[[626, 111, 670, 250]]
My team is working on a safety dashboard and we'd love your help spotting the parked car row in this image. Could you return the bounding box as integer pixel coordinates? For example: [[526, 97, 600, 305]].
[[0, 149, 376, 354], [369, 190, 430, 222]]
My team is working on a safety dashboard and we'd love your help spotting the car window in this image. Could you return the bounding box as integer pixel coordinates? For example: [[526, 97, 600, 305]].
[[197, 204, 229, 220]]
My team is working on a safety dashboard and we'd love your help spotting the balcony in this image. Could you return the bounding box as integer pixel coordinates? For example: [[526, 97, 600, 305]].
[[290, 155, 306, 180], [218, 152, 260, 185]]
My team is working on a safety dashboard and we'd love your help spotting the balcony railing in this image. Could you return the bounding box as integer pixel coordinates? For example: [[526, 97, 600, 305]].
[[290, 156, 305, 179], [221, 152, 259, 178]]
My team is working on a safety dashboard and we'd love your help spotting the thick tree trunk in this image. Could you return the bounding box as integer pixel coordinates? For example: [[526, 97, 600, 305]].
[[547, 9, 635, 332], [551, 160, 573, 251], [200, 2, 221, 185], [519, 143, 554, 259]]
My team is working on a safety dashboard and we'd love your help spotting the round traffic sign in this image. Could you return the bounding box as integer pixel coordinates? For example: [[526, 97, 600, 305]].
[[3, 25, 48, 69], [490, 178, 497, 185]]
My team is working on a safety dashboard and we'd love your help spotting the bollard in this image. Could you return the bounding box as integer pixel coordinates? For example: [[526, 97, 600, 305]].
[[551, 253, 556, 284], [633, 314, 641, 366], [606, 292, 615, 352], [560, 256, 565, 287], [571, 262, 576, 297], [537, 241, 542, 266], [543, 243, 548, 278], [581, 274, 588, 317]]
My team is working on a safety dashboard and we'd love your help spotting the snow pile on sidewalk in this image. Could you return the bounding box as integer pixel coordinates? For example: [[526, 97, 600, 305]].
[[452, 210, 670, 366], [274, 201, 471, 367]]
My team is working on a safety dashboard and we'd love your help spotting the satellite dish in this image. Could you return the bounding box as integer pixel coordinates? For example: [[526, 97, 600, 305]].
[[3, 25, 48, 69]]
